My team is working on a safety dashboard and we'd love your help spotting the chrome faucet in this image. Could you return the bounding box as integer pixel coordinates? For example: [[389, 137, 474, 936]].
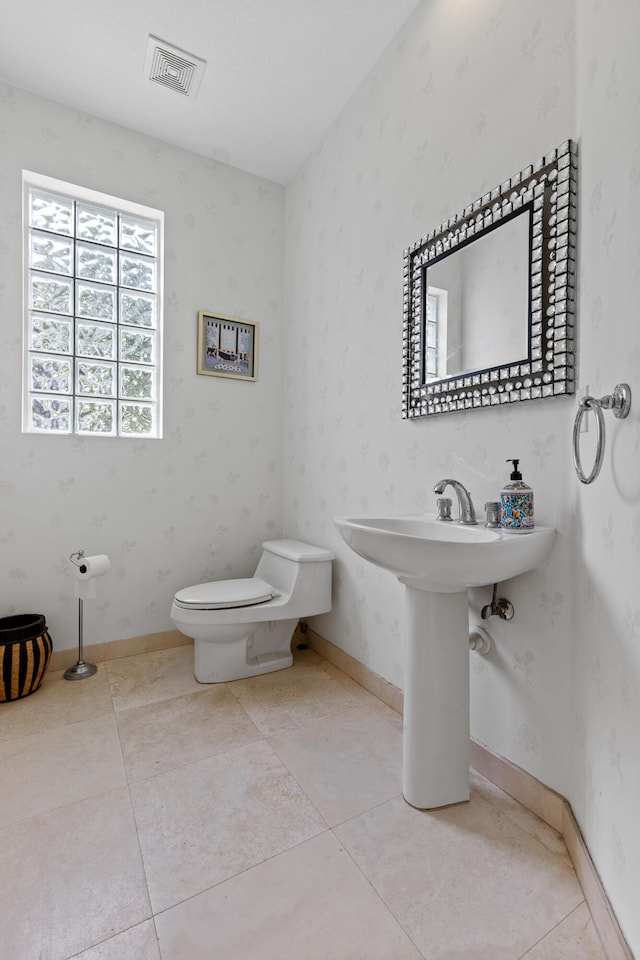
[[433, 479, 478, 525]]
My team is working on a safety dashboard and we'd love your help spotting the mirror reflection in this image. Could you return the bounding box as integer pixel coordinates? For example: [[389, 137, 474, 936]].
[[424, 209, 531, 381]]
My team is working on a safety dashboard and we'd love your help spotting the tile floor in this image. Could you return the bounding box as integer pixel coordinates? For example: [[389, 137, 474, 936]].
[[0, 643, 606, 960]]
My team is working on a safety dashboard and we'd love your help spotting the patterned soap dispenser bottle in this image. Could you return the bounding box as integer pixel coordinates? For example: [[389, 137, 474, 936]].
[[500, 459, 534, 534]]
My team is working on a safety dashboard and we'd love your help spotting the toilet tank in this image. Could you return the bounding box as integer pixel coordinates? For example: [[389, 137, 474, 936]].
[[255, 540, 333, 616]]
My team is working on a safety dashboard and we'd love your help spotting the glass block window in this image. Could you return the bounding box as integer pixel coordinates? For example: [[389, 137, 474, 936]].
[[23, 172, 163, 437]]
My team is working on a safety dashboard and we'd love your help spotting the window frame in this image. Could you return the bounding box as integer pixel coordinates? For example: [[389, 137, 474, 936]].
[[424, 285, 449, 381], [22, 171, 164, 438]]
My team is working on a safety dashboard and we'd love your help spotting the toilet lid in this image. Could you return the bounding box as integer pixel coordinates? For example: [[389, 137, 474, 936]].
[[174, 577, 276, 610]]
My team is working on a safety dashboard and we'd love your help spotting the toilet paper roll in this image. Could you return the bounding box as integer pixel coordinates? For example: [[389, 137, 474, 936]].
[[74, 554, 110, 600], [75, 555, 111, 581]]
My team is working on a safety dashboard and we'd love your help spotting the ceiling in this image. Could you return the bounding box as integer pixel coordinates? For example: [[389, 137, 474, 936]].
[[0, 0, 421, 185]]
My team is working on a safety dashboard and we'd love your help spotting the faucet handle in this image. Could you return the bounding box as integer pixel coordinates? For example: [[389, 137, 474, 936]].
[[484, 501, 501, 528], [436, 497, 453, 521]]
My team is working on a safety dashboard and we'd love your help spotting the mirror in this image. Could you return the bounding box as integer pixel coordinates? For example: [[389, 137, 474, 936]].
[[402, 140, 577, 418]]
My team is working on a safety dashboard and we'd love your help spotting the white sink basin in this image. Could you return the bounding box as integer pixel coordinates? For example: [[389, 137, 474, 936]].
[[334, 512, 556, 810], [334, 514, 555, 593]]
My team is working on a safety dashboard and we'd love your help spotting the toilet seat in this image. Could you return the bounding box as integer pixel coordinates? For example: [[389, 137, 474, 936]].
[[174, 577, 276, 611]]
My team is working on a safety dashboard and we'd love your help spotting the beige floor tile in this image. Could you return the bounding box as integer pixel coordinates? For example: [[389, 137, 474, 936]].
[[70, 920, 161, 960], [0, 641, 607, 960], [367, 695, 404, 730], [0, 665, 113, 742], [105, 645, 202, 711], [155, 831, 423, 960], [470, 767, 573, 867], [116, 686, 262, 781], [335, 793, 584, 960], [130, 739, 327, 913], [228, 658, 369, 736], [0, 713, 126, 825], [316, 660, 407, 730], [521, 903, 607, 959], [290, 636, 323, 664], [269, 704, 402, 826], [0, 787, 150, 960], [314, 655, 406, 727]]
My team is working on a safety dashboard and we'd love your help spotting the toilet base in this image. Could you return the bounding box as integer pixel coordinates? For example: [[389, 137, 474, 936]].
[[194, 646, 293, 683], [193, 618, 297, 683]]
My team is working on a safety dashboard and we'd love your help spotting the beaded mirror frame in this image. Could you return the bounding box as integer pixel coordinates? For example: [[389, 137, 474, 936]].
[[402, 140, 577, 419]]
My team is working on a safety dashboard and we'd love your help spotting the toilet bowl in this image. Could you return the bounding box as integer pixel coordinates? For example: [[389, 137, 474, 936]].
[[170, 539, 333, 682]]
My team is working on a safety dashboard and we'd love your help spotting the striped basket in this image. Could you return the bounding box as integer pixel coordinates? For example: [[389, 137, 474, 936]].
[[0, 614, 53, 703]]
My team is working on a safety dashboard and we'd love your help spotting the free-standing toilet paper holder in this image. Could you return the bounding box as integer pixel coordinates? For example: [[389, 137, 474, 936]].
[[65, 549, 97, 681]]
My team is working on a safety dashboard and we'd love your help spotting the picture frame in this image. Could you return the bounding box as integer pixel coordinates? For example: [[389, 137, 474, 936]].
[[197, 310, 258, 381]]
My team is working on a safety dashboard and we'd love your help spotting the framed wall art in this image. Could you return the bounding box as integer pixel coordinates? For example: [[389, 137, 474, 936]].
[[197, 310, 258, 381]]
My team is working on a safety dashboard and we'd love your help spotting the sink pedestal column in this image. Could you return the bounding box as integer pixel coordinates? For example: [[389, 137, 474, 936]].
[[403, 587, 470, 809]]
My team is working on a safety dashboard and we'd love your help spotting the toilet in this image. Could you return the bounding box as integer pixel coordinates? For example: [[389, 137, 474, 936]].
[[170, 539, 333, 682]]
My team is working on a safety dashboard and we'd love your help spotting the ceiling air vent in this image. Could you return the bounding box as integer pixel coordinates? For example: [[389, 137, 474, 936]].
[[144, 35, 206, 98]]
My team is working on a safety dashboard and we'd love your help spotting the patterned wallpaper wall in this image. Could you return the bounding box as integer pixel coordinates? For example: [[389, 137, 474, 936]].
[[0, 83, 284, 650], [284, 0, 576, 792], [573, 2, 640, 951], [283, 0, 639, 953]]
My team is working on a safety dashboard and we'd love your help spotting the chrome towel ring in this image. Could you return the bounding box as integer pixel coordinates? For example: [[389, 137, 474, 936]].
[[572, 383, 632, 484]]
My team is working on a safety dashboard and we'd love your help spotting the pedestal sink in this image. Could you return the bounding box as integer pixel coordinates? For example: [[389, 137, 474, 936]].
[[334, 514, 555, 809]]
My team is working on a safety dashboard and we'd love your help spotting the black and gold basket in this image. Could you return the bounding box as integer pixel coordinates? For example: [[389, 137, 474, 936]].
[[0, 614, 53, 703]]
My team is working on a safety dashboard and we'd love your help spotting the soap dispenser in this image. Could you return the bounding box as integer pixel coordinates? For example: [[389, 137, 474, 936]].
[[500, 459, 534, 534]]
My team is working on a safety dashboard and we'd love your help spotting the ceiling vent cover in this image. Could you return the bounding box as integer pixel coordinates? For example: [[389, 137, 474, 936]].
[[144, 35, 206, 98]]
